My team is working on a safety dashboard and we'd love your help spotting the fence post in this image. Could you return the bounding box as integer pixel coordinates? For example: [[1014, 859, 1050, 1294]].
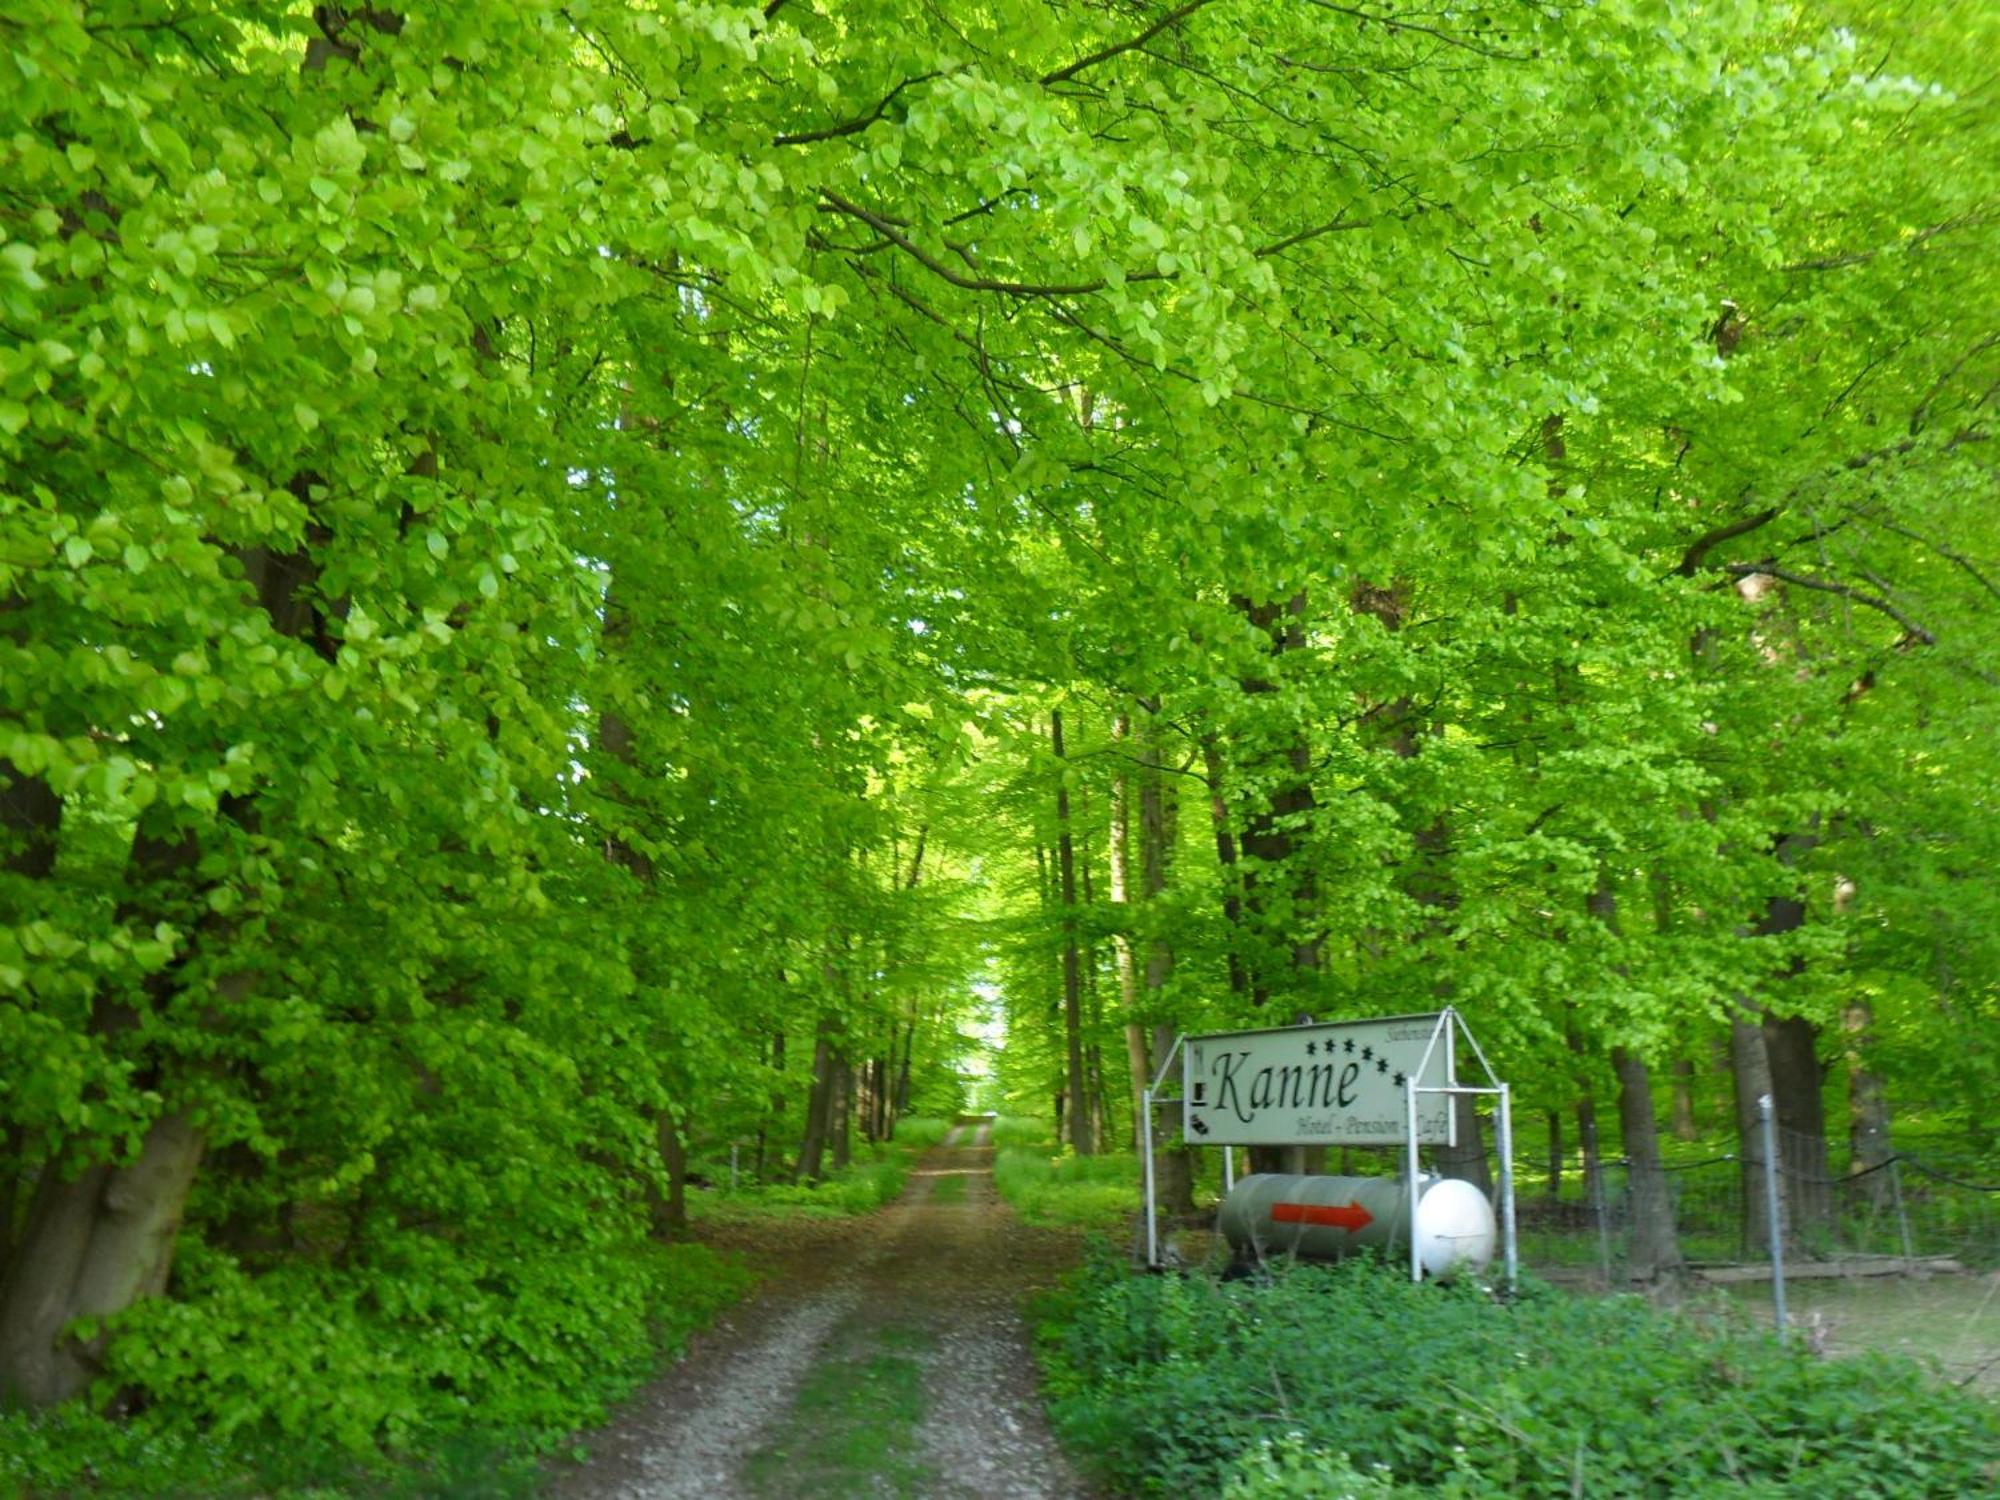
[[1889, 1156, 1915, 1269], [1759, 1094, 1787, 1335], [1583, 1111, 1612, 1287]]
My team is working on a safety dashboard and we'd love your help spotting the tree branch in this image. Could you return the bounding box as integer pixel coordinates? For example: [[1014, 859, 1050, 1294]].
[[1040, 0, 1219, 87], [1724, 562, 1936, 645], [1298, 0, 1532, 61], [818, 190, 1137, 296], [818, 190, 1366, 299], [774, 72, 942, 147], [1865, 511, 2000, 607], [1678, 506, 1780, 576], [1782, 213, 1996, 273]]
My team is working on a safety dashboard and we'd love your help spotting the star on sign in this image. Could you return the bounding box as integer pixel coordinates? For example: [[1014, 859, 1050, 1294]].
[[1361, 1046, 1373, 1062], [1306, 1041, 1317, 1056], [1376, 1058, 1389, 1074]]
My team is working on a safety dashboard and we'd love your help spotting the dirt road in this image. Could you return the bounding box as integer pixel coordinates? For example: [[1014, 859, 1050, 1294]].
[[549, 1126, 1094, 1499]]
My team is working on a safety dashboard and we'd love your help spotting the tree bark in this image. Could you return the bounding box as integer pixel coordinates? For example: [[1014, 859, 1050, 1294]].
[[1136, 721, 1194, 1216], [1232, 594, 1322, 1175], [1844, 999, 1892, 1197], [1568, 1019, 1603, 1218], [1612, 1048, 1685, 1283], [1730, 1003, 1779, 1259], [651, 1116, 688, 1238], [1232, 592, 1322, 994], [830, 1055, 853, 1172], [794, 1017, 837, 1182], [1435, 1095, 1492, 1195], [0, 1113, 204, 1406], [1051, 710, 1094, 1156], [1199, 734, 1250, 999], [1669, 1058, 1698, 1141], [755, 1026, 786, 1181], [1763, 1013, 1829, 1242], [0, 747, 62, 1273], [1740, 832, 1822, 1249], [0, 530, 336, 1404], [1591, 873, 1683, 1278]]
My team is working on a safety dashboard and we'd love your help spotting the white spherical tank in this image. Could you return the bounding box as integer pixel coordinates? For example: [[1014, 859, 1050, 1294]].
[[1217, 1172, 1497, 1279]]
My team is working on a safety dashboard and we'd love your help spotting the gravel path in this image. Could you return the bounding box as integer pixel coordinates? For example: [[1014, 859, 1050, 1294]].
[[549, 1135, 1092, 1500]]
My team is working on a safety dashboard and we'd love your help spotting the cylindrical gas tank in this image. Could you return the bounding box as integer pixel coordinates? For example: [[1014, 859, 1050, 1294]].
[[1218, 1173, 1496, 1279]]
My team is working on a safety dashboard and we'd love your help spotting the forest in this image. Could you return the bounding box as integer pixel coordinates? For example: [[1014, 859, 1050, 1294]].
[[1, 0, 1996, 1492]]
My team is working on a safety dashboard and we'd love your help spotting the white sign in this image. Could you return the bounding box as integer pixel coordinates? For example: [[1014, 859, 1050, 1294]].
[[1183, 1013, 1455, 1147]]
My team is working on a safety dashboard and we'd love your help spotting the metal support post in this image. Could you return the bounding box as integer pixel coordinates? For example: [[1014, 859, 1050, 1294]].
[[1496, 1082, 1518, 1292], [1759, 1093, 1787, 1335], [1142, 1085, 1158, 1268], [1222, 1145, 1235, 1194], [730, 1143, 739, 1191], [1406, 1078, 1423, 1283]]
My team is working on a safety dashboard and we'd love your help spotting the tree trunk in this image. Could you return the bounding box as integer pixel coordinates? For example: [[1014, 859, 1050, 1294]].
[[1577, 1097, 1605, 1230], [1744, 833, 1823, 1249], [1051, 710, 1094, 1156], [1763, 1013, 1829, 1244], [1590, 874, 1682, 1278], [0, 1113, 204, 1406], [1845, 1000, 1892, 1201], [756, 1026, 786, 1182], [1545, 1111, 1563, 1200], [1111, 714, 1146, 1138], [651, 1116, 688, 1239], [1079, 839, 1112, 1149], [1232, 594, 1322, 1176], [1435, 1095, 1491, 1195], [1669, 1058, 1698, 1141], [1730, 1004, 1779, 1259], [0, 764, 60, 881], [1136, 724, 1194, 1216], [1567, 1015, 1601, 1212], [830, 1056, 853, 1171], [795, 1018, 837, 1182], [0, 752, 62, 1272], [1199, 735, 1250, 999], [0, 533, 335, 1404], [1612, 1048, 1684, 1283], [1232, 592, 1322, 995]]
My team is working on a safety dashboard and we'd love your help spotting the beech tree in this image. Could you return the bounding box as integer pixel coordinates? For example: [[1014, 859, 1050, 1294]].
[[1, 0, 1994, 1451]]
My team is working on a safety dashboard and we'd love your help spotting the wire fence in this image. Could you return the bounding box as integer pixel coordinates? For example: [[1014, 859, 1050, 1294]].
[[1511, 1121, 2000, 1286]]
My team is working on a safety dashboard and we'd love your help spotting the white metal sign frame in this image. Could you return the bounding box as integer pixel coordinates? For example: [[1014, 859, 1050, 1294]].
[[1140, 1007, 1517, 1288]]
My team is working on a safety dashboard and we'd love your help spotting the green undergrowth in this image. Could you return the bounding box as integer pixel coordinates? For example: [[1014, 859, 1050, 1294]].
[[683, 1113, 966, 1225], [990, 1115, 1056, 1149], [743, 1323, 936, 1499], [891, 1116, 951, 1148], [1037, 1252, 2000, 1499], [689, 1133, 936, 1222], [0, 1241, 753, 1500], [994, 1146, 1140, 1231]]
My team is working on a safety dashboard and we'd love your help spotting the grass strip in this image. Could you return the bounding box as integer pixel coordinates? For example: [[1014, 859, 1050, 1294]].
[[744, 1324, 936, 1499], [993, 1147, 1139, 1231]]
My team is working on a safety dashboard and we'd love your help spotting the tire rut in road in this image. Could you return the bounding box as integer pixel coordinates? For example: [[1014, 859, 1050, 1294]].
[[551, 1142, 1090, 1500]]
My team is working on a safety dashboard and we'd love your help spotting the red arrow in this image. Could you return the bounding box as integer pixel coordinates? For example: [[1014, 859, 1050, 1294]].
[[1271, 1201, 1373, 1232]]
